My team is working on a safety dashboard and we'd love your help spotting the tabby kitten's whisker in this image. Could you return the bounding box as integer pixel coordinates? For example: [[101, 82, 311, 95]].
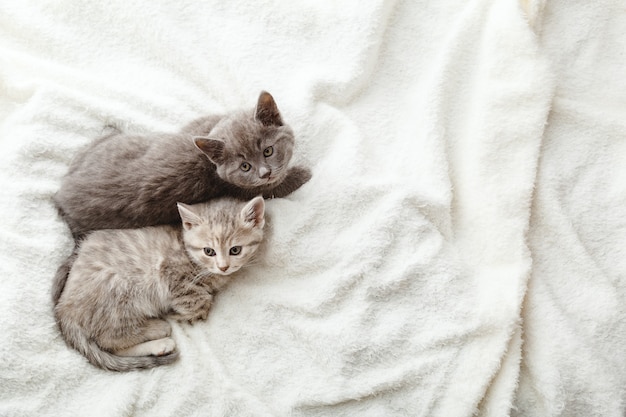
[[54, 197, 265, 372]]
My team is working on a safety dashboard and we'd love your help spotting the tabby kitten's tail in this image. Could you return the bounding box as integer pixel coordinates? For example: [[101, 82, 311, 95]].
[[56, 318, 179, 371], [52, 245, 79, 305]]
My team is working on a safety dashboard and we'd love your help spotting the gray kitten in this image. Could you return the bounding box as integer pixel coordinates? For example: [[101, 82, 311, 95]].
[[54, 197, 265, 371], [54, 91, 310, 239]]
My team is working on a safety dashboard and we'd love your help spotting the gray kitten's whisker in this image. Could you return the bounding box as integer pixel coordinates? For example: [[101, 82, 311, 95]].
[[53, 91, 311, 241]]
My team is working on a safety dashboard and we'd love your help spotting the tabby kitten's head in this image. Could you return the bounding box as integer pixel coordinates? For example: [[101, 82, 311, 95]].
[[194, 91, 295, 189], [177, 197, 265, 276]]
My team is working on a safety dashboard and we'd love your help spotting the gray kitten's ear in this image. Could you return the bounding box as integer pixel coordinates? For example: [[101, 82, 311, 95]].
[[177, 202, 203, 230], [194, 137, 225, 164], [241, 196, 265, 229], [254, 91, 283, 127]]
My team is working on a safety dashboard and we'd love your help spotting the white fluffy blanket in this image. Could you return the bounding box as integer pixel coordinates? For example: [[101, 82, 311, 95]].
[[1, 0, 624, 416]]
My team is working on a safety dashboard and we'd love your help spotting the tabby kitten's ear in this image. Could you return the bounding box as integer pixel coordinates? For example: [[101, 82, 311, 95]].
[[241, 196, 265, 229], [255, 91, 283, 127], [194, 137, 225, 164], [177, 202, 203, 231]]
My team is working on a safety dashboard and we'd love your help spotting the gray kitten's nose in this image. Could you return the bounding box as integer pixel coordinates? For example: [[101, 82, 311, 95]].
[[219, 265, 229, 272], [259, 166, 271, 179]]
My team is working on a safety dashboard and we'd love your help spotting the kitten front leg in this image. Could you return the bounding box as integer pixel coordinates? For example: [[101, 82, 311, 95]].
[[115, 338, 177, 357], [99, 319, 173, 355], [265, 166, 312, 198], [143, 318, 172, 339], [169, 290, 214, 323]]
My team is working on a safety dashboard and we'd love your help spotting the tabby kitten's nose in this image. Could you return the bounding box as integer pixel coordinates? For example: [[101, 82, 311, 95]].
[[259, 166, 271, 179], [219, 265, 229, 272]]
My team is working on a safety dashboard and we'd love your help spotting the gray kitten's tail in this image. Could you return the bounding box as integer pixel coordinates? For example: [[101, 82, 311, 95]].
[[57, 320, 179, 372]]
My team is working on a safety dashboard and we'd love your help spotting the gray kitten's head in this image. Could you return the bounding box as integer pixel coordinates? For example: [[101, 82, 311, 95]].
[[177, 197, 265, 276], [194, 91, 295, 189]]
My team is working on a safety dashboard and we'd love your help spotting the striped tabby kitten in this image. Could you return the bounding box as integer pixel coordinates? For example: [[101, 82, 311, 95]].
[[54, 91, 310, 240], [54, 197, 265, 371]]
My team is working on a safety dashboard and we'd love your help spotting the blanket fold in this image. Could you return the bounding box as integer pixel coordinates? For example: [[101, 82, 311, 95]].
[[0, 0, 623, 416]]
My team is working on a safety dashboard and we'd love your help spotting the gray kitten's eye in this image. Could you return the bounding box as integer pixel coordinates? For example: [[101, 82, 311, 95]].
[[240, 162, 251, 172], [203, 247, 216, 256], [229, 246, 242, 255], [263, 146, 273, 157]]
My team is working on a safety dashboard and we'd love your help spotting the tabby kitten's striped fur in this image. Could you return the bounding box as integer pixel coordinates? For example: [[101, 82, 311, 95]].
[[54, 197, 265, 372]]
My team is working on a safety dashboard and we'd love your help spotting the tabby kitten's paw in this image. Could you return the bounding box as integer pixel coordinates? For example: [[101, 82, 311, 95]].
[[170, 293, 213, 323], [118, 337, 177, 357], [152, 337, 177, 357], [187, 306, 210, 324]]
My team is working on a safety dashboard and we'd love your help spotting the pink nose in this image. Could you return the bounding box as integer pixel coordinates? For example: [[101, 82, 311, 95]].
[[219, 266, 229, 272], [259, 167, 271, 179]]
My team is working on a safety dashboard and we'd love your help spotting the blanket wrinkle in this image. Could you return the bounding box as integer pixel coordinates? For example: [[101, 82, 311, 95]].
[[306, 1, 400, 106], [513, 1, 626, 414], [1, 0, 624, 416]]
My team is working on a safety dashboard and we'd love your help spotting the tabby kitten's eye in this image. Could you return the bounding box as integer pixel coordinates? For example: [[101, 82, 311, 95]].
[[229, 246, 242, 255], [263, 146, 274, 157], [203, 247, 216, 256], [240, 162, 251, 172]]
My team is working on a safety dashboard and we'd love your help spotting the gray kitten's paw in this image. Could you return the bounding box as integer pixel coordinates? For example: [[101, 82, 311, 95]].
[[289, 166, 312, 184], [266, 165, 312, 198]]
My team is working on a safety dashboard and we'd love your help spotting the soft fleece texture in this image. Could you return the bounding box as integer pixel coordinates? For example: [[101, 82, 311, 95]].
[[0, 0, 624, 416]]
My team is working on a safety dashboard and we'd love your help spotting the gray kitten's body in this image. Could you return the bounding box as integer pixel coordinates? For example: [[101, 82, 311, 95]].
[[54, 91, 310, 239], [54, 197, 265, 372]]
